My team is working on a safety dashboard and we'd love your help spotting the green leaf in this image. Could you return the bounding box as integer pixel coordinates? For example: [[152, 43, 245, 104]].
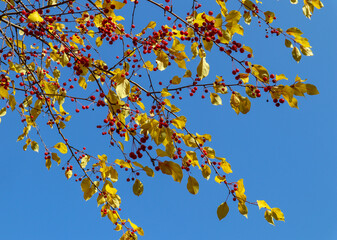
[[217, 202, 229, 220]]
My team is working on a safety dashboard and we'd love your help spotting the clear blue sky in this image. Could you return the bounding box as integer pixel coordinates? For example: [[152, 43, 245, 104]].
[[0, 1, 336, 240]]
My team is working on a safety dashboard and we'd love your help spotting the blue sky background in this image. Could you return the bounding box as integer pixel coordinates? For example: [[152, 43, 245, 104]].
[[0, 0, 336, 239]]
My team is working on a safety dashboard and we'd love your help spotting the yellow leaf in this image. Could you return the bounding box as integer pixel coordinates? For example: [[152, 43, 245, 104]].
[[27, 12, 44, 22], [243, 11, 251, 25], [156, 148, 168, 157], [257, 200, 271, 210], [220, 159, 232, 174], [161, 88, 171, 97], [143, 61, 154, 71], [183, 69, 192, 78], [286, 27, 303, 37], [9, 94, 16, 110], [187, 176, 199, 195], [109, 167, 118, 182], [252, 64, 269, 83], [216, 0, 228, 17], [300, 45, 313, 56], [202, 165, 211, 180], [292, 46, 302, 63], [155, 50, 169, 71], [106, 184, 117, 195], [45, 158, 51, 170], [133, 179, 143, 196], [171, 116, 187, 129], [271, 208, 285, 221], [191, 42, 199, 59], [115, 224, 122, 231], [72, 34, 85, 46], [116, 79, 130, 99], [172, 38, 185, 51], [137, 21, 156, 36], [217, 202, 229, 220], [115, 159, 132, 168], [78, 76, 87, 90], [215, 176, 226, 184], [143, 166, 154, 177], [230, 93, 240, 114], [0, 107, 6, 117], [226, 10, 241, 23], [54, 142, 67, 154], [276, 74, 288, 81], [159, 161, 183, 183], [80, 155, 90, 168], [31, 141, 39, 152], [59, 54, 69, 67], [282, 85, 298, 109], [210, 93, 222, 105], [305, 84, 319, 95], [65, 169, 72, 179], [0, 86, 9, 99], [203, 38, 214, 51], [264, 11, 275, 23], [197, 57, 210, 79], [237, 179, 245, 194], [88, 30, 95, 38], [230, 92, 250, 115], [243, 45, 253, 54], [96, 36, 103, 47], [285, 39, 293, 48], [213, 80, 228, 94], [108, 210, 118, 224], [238, 201, 248, 218], [184, 151, 200, 169], [81, 178, 91, 194], [51, 152, 61, 165], [94, 14, 103, 27], [265, 210, 275, 225], [171, 76, 181, 85]]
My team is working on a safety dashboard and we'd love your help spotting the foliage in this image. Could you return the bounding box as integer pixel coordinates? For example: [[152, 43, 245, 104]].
[[0, 0, 322, 238]]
